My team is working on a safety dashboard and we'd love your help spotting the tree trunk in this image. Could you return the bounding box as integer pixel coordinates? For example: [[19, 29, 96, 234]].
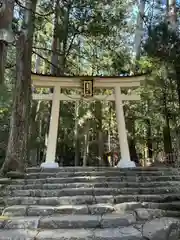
[[133, 0, 145, 62], [83, 122, 90, 167], [94, 101, 104, 166], [74, 101, 80, 166], [163, 125, 172, 154], [29, 54, 41, 166], [0, 0, 37, 175], [29, 100, 41, 166], [0, 41, 7, 84], [126, 117, 138, 163], [174, 65, 180, 110], [59, 3, 70, 74], [51, 0, 60, 75], [0, 0, 15, 84], [146, 119, 153, 158], [163, 86, 172, 154], [98, 131, 104, 166]]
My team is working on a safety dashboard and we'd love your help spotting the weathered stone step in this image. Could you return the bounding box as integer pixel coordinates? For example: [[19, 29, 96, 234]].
[[5, 181, 180, 191], [0, 203, 139, 217], [0, 212, 156, 230], [3, 203, 180, 218], [3, 186, 180, 198], [2, 194, 180, 206], [0, 228, 143, 240], [25, 166, 180, 173], [1, 218, 180, 240], [117, 202, 180, 216], [0, 213, 137, 229], [9, 175, 180, 185], [144, 201, 180, 211], [24, 170, 180, 179], [2, 204, 114, 216]]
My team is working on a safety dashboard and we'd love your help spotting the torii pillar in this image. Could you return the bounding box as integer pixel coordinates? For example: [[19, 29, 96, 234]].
[[114, 86, 136, 168], [41, 85, 60, 168]]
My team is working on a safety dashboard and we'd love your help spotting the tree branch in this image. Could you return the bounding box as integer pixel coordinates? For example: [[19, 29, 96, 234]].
[[15, 0, 54, 17], [33, 46, 53, 52], [65, 33, 77, 57], [32, 50, 59, 71]]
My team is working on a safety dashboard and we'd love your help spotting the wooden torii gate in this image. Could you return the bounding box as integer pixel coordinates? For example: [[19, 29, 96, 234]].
[[31, 73, 145, 168]]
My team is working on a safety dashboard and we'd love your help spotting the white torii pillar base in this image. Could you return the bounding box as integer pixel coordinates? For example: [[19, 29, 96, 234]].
[[40, 162, 59, 169], [116, 159, 136, 168]]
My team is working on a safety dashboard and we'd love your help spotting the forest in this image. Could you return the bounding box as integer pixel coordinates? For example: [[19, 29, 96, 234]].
[[0, 0, 179, 174]]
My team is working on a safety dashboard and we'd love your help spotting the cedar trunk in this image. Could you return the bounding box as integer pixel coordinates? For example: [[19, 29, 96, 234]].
[[0, 0, 37, 175], [0, 0, 15, 84], [95, 101, 104, 165], [0, 41, 7, 84]]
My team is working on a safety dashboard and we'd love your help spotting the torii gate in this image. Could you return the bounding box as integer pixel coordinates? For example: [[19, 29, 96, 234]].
[[31, 73, 145, 168]]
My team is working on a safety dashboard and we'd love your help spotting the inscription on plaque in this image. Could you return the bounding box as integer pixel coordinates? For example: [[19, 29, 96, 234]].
[[82, 80, 93, 97]]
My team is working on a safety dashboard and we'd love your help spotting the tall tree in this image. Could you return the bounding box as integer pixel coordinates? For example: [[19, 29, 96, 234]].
[[0, 0, 38, 175]]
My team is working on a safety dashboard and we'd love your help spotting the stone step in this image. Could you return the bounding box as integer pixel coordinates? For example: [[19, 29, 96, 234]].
[[25, 166, 179, 173], [2, 194, 180, 206], [1, 167, 180, 240], [3, 203, 180, 217], [0, 214, 137, 229], [2, 204, 114, 216], [24, 170, 180, 179], [5, 181, 180, 191], [9, 175, 180, 185], [1, 218, 180, 240], [144, 201, 180, 211], [6, 181, 180, 191], [0, 228, 144, 240], [3, 186, 180, 198], [113, 201, 180, 213]]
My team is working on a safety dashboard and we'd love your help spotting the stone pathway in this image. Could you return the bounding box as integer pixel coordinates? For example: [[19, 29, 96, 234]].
[[0, 167, 180, 239]]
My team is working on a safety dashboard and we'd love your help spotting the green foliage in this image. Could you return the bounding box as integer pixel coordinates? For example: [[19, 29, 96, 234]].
[[2, 0, 180, 167], [144, 22, 180, 64]]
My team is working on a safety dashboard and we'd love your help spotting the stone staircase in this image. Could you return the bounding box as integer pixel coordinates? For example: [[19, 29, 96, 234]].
[[0, 167, 180, 239]]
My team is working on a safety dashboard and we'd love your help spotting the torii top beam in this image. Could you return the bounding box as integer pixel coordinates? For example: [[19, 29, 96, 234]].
[[31, 72, 146, 88]]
